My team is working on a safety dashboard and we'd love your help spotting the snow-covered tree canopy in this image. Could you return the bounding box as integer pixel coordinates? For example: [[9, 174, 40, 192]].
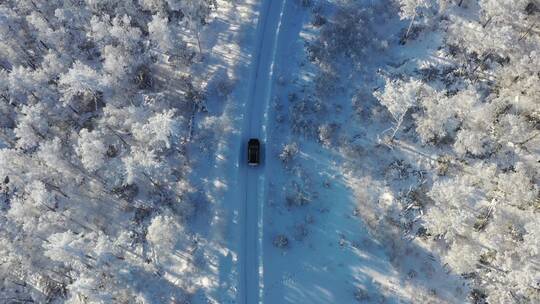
[[372, 0, 540, 302], [0, 0, 214, 301]]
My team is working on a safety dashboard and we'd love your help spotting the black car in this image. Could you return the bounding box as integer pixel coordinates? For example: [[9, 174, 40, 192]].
[[247, 138, 260, 166]]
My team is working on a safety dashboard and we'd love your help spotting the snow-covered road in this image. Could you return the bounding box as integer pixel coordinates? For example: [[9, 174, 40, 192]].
[[238, 0, 287, 303]]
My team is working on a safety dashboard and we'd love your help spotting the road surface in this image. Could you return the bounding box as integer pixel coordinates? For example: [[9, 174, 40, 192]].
[[238, 0, 287, 303]]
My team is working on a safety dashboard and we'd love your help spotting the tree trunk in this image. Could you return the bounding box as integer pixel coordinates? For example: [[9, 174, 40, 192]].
[[404, 12, 417, 42], [195, 25, 202, 55]]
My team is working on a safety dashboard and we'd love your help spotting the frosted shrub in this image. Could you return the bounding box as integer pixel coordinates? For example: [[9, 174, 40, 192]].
[[293, 223, 308, 241], [317, 123, 337, 147], [314, 70, 338, 96], [285, 181, 311, 207], [272, 234, 289, 248], [290, 100, 315, 138], [354, 287, 370, 302], [279, 142, 299, 164]]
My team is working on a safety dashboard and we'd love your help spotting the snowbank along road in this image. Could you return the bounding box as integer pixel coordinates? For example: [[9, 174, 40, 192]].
[[238, 0, 287, 303]]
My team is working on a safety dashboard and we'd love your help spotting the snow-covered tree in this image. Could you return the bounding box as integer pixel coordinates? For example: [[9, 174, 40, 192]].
[[13, 103, 49, 149], [58, 61, 103, 112], [75, 129, 107, 172], [375, 77, 424, 139], [397, 0, 433, 20], [132, 109, 180, 150], [148, 14, 174, 52], [396, 0, 435, 41], [174, 0, 217, 53]]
